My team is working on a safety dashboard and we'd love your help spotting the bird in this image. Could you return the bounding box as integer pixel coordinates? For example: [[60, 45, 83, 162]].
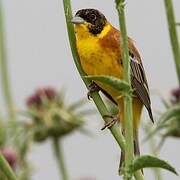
[[71, 8, 154, 165]]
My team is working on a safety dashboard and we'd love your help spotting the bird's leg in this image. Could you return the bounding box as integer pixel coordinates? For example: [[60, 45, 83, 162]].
[[87, 82, 100, 100], [101, 114, 119, 130]]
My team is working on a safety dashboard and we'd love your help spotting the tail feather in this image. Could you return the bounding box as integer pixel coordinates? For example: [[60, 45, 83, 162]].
[[134, 129, 140, 156], [147, 107, 154, 123], [119, 129, 141, 175]]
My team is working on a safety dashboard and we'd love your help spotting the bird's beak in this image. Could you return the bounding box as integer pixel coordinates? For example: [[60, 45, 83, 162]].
[[71, 16, 85, 24]]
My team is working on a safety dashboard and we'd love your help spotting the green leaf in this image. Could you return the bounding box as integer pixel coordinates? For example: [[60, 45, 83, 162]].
[[144, 105, 180, 142], [131, 155, 178, 176], [158, 105, 180, 126], [68, 98, 88, 111], [143, 121, 171, 142], [160, 96, 170, 109], [19, 110, 40, 119], [84, 75, 131, 94]]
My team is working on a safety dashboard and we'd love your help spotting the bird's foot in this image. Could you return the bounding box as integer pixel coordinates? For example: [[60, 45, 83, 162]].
[[101, 115, 119, 130], [87, 82, 100, 100]]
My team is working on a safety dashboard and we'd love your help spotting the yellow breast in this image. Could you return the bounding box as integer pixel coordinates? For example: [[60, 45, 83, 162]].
[[75, 23, 123, 101]]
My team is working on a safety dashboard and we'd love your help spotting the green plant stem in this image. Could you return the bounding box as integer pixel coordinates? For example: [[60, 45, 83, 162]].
[[133, 172, 145, 180], [0, 2, 15, 120], [115, 1, 145, 180], [53, 138, 69, 180], [62, 0, 125, 151], [63, 0, 144, 179], [115, 1, 134, 179], [0, 153, 17, 180], [0, 1, 20, 152], [0, 171, 8, 180], [164, 0, 180, 84], [144, 124, 162, 180]]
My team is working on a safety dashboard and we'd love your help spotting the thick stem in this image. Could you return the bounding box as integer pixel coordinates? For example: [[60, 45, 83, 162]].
[[115, 1, 134, 179], [133, 172, 145, 180], [0, 1, 15, 120], [0, 1, 20, 152], [0, 171, 8, 180], [62, 0, 125, 151], [115, 1, 144, 180], [0, 153, 17, 180], [53, 138, 69, 180], [164, 0, 180, 84]]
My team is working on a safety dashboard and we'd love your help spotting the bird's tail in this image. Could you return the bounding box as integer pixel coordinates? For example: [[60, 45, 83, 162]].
[[119, 129, 140, 174], [117, 98, 142, 174]]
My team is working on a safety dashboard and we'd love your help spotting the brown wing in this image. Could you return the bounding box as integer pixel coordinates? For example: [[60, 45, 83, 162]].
[[129, 43, 154, 123], [99, 25, 153, 122]]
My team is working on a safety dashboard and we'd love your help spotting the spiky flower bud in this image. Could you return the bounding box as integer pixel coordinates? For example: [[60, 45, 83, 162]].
[[25, 87, 87, 142]]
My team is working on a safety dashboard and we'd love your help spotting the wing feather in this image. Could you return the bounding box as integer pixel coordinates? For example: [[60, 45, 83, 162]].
[[98, 26, 153, 122], [130, 53, 154, 123]]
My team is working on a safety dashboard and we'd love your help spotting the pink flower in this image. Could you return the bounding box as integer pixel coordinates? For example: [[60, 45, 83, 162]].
[[171, 87, 180, 104], [1, 148, 17, 169], [26, 87, 58, 108]]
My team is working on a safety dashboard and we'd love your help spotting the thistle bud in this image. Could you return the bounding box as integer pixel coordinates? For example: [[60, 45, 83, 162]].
[[25, 87, 87, 142]]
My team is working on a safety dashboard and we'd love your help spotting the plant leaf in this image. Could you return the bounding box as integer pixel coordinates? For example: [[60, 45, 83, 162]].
[[131, 155, 178, 176], [68, 98, 88, 111], [158, 105, 180, 126], [160, 96, 170, 109], [144, 105, 180, 142], [84, 75, 131, 93]]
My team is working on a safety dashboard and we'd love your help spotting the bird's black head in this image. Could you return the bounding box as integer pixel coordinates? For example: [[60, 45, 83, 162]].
[[73, 9, 107, 35]]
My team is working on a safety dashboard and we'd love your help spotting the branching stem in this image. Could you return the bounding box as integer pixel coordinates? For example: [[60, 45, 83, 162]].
[[0, 153, 17, 180], [115, 1, 134, 179], [62, 0, 125, 151], [53, 138, 69, 180]]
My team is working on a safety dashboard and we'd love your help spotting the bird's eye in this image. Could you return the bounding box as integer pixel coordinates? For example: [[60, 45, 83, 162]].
[[90, 14, 96, 21]]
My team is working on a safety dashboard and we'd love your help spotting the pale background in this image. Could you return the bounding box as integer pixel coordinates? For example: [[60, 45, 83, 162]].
[[1, 0, 180, 179]]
